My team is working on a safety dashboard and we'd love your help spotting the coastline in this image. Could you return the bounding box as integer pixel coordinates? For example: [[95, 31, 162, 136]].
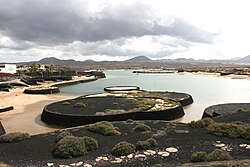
[[0, 76, 96, 135]]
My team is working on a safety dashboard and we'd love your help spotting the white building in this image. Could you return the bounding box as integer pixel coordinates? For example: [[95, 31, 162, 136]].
[[0, 64, 17, 74]]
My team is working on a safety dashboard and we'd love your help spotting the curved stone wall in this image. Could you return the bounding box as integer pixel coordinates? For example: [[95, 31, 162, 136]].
[[24, 87, 60, 94], [202, 103, 250, 118], [41, 99, 184, 127], [104, 86, 140, 92]]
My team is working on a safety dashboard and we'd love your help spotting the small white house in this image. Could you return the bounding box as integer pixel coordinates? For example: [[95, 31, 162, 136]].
[[0, 64, 17, 74]]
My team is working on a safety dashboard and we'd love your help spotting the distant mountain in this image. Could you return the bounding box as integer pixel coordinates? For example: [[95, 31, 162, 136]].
[[38, 57, 84, 66], [126, 56, 152, 62], [237, 55, 250, 63]]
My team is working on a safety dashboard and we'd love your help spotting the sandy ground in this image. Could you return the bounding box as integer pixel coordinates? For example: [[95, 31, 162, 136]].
[[0, 76, 94, 135]]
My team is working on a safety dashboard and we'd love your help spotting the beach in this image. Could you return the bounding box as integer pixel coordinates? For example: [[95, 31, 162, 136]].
[[0, 76, 95, 135]]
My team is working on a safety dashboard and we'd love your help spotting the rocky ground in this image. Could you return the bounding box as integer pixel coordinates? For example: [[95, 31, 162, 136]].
[[0, 111, 249, 167]]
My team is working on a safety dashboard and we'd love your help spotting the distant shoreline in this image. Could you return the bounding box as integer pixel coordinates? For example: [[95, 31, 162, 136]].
[[133, 70, 250, 80]]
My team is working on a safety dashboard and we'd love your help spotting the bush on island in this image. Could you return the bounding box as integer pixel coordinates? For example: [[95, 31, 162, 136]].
[[133, 123, 151, 132], [0, 132, 30, 143], [62, 101, 71, 105], [111, 141, 136, 156], [56, 131, 73, 143], [88, 121, 121, 136], [53, 136, 87, 158], [136, 138, 158, 150], [188, 118, 215, 128], [73, 102, 86, 108]]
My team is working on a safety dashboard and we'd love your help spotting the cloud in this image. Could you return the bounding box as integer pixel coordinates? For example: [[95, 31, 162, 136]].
[[0, 0, 216, 45]]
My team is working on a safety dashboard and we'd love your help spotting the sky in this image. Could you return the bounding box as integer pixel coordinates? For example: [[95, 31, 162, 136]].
[[0, 0, 250, 62]]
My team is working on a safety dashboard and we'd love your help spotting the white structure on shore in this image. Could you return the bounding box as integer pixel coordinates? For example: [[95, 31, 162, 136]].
[[0, 64, 17, 74]]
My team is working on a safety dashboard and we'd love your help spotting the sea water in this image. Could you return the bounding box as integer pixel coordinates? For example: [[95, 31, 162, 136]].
[[60, 70, 250, 122]]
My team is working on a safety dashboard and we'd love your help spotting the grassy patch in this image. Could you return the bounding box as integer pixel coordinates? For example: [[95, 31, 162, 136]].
[[53, 136, 87, 158], [133, 123, 151, 132], [136, 138, 158, 150], [190, 149, 232, 162], [73, 102, 86, 108], [56, 131, 73, 143], [111, 141, 136, 156], [190, 151, 208, 162], [207, 149, 232, 162], [207, 122, 250, 140], [187, 118, 215, 128], [0, 132, 30, 143], [82, 136, 98, 151], [62, 101, 70, 105], [88, 121, 121, 136]]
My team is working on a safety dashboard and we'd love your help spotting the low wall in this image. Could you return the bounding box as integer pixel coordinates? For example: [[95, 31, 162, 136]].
[[24, 87, 60, 94], [41, 103, 184, 127], [52, 77, 98, 87], [202, 103, 250, 118], [0, 106, 14, 113]]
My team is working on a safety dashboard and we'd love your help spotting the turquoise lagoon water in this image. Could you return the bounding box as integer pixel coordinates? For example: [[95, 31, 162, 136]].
[[60, 70, 250, 122]]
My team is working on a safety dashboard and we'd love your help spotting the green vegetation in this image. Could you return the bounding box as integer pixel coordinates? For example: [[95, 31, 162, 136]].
[[207, 122, 250, 140], [73, 102, 86, 108], [104, 109, 113, 113], [53, 136, 87, 158], [188, 118, 250, 140], [207, 149, 232, 162], [187, 118, 215, 128], [88, 121, 121, 136], [111, 141, 136, 156], [133, 123, 151, 132], [82, 136, 98, 151], [190, 149, 232, 162], [136, 138, 158, 150], [62, 101, 70, 105], [190, 151, 208, 162], [0, 132, 30, 143], [113, 102, 119, 105], [56, 131, 73, 143], [236, 108, 250, 113]]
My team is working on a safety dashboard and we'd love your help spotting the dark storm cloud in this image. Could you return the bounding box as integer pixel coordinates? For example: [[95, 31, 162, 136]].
[[0, 0, 216, 45]]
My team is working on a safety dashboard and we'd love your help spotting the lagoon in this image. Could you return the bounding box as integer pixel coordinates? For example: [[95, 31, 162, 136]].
[[60, 70, 250, 122]]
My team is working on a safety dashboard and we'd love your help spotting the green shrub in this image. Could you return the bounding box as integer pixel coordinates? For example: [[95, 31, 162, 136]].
[[136, 138, 158, 150], [207, 122, 250, 140], [111, 141, 136, 156], [113, 102, 119, 105], [133, 123, 151, 132], [136, 141, 151, 150], [53, 136, 87, 158], [82, 136, 98, 151], [73, 102, 86, 108], [190, 151, 208, 162], [0, 132, 30, 143], [62, 101, 70, 105], [146, 138, 158, 147], [56, 131, 73, 143], [105, 109, 113, 113], [188, 118, 215, 128], [207, 149, 232, 162], [88, 121, 121, 136]]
